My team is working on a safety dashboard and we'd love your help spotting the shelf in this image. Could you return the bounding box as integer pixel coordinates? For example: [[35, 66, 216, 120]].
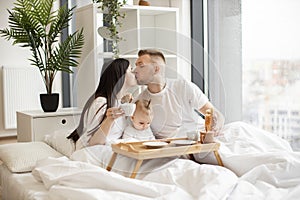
[[95, 5, 178, 15], [120, 54, 138, 59], [98, 52, 114, 58], [75, 3, 179, 107], [78, 4, 179, 17], [123, 6, 177, 14], [97, 53, 177, 59]]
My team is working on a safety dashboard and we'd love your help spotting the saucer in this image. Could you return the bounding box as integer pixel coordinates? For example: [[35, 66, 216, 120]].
[[142, 141, 168, 148], [170, 140, 196, 146]]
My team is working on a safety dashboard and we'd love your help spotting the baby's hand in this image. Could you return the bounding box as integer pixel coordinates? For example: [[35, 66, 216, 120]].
[[121, 93, 133, 104]]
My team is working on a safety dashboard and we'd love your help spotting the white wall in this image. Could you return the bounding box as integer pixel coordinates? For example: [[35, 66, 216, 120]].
[[0, 0, 62, 137], [0, 0, 30, 136]]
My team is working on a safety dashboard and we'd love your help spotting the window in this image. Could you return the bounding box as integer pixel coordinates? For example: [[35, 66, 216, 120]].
[[206, 0, 299, 151], [242, 0, 300, 150], [191, 0, 205, 91]]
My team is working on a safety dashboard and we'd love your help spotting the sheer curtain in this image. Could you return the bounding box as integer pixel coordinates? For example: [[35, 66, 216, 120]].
[[207, 0, 300, 150], [207, 0, 242, 123]]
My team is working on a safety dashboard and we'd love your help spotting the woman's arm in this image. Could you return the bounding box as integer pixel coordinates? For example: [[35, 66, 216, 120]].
[[88, 107, 124, 146], [88, 117, 114, 145]]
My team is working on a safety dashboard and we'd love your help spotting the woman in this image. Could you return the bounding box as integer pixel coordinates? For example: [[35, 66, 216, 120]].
[[67, 58, 137, 150]]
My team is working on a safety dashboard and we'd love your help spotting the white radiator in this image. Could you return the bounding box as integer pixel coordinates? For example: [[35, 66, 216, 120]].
[[2, 66, 45, 129]]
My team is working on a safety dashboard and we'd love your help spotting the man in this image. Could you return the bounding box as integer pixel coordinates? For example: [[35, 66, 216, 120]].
[[134, 49, 224, 139]]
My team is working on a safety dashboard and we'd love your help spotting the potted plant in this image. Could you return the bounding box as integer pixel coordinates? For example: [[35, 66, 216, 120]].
[[0, 0, 84, 112], [93, 0, 127, 58]]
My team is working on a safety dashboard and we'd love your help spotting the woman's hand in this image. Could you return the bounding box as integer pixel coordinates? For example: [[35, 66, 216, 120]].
[[106, 107, 125, 120], [89, 107, 124, 146]]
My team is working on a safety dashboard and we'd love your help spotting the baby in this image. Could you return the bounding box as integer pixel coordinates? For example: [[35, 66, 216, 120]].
[[122, 99, 155, 141]]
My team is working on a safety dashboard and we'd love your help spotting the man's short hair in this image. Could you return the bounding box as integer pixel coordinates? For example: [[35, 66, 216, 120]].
[[138, 49, 166, 64]]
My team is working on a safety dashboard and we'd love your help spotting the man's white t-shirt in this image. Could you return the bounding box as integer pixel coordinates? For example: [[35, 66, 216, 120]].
[[76, 97, 127, 150], [137, 79, 208, 138]]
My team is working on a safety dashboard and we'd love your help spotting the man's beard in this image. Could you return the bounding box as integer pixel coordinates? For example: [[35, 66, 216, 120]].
[[137, 79, 147, 85], [136, 76, 149, 85]]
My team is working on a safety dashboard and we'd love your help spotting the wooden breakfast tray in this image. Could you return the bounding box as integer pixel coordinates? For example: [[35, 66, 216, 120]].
[[106, 138, 224, 178]]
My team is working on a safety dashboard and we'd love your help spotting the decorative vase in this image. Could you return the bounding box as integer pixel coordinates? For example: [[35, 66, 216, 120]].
[[40, 93, 59, 112]]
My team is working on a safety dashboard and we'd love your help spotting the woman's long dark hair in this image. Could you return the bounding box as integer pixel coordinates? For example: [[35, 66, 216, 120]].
[[67, 58, 130, 143]]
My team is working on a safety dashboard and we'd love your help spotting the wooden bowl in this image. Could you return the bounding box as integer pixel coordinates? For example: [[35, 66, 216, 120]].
[[139, 0, 150, 6]]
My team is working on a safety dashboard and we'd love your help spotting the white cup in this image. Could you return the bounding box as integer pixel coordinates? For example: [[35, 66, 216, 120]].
[[186, 130, 200, 141], [120, 103, 136, 116]]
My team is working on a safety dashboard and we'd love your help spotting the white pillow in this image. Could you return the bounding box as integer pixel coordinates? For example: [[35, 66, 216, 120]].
[[44, 129, 75, 157], [0, 142, 62, 173]]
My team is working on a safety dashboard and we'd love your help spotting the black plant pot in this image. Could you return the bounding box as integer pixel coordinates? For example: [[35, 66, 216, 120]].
[[40, 93, 59, 112]]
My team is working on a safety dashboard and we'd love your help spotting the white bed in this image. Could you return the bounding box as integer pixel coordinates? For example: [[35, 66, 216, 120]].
[[1, 121, 300, 200], [0, 164, 49, 200]]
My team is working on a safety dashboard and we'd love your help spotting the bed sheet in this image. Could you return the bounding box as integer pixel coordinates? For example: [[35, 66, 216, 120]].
[[36, 121, 299, 200], [32, 150, 300, 200], [32, 156, 238, 200], [0, 164, 49, 200], [194, 122, 298, 174], [2, 121, 300, 200]]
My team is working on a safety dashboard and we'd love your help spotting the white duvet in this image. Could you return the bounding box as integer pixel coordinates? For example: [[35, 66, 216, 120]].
[[32, 121, 300, 200]]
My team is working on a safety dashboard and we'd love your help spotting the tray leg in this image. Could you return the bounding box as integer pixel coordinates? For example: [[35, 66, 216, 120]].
[[130, 159, 143, 179], [213, 151, 224, 167], [106, 152, 117, 171]]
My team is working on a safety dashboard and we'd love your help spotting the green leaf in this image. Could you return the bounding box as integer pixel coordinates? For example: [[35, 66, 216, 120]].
[[50, 28, 84, 72], [0, 0, 85, 94], [33, 0, 53, 26], [48, 5, 73, 45]]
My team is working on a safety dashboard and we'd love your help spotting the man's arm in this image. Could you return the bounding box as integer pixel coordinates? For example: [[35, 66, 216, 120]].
[[198, 102, 225, 135], [199, 102, 214, 115]]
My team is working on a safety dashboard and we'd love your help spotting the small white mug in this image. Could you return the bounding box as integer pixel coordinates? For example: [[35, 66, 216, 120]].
[[119, 103, 136, 116], [186, 130, 200, 141]]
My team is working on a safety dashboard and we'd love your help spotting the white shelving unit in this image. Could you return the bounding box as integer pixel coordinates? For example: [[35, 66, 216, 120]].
[[75, 3, 179, 107]]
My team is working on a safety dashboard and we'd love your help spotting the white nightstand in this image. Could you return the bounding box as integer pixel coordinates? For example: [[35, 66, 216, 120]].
[[17, 108, 82, 142]]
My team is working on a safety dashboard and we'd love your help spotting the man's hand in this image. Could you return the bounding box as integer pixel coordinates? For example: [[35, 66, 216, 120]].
[[211, 109, 225, 136]]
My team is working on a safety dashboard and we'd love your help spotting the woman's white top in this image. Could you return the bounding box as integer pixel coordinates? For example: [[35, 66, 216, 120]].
[[76, 97, 127, 150], [137, 79, 208, 138]]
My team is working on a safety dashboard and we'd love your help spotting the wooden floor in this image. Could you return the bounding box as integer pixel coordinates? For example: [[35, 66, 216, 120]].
[[0, 136, 17, 164], [0, 136, 17, 200], [0, 136, 17, 145], [0, 136, 17, 199]]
